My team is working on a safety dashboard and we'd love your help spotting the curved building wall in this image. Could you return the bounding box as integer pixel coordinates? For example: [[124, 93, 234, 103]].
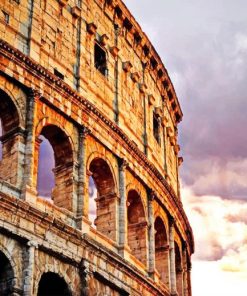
[[0, 0, 193, 295]]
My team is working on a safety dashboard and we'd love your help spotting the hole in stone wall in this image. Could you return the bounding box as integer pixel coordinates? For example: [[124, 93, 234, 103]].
[[94, 43, 107, 76], [37, 135, 55, 200], [127, 190, 147, 265], [89, 158, 117, 240], [89, 175, 97, 227], [155, 217, 169, 285], [0, 251, 14, 295], [37, 272, 71, 296], [0, 89, 20, 183], [2, 11, 9, 24], [153, 112, 160, 144], [36, 124, 74, 211]]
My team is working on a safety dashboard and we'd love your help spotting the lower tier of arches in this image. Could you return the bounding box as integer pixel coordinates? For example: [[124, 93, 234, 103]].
[[0, 192, 192, 296]]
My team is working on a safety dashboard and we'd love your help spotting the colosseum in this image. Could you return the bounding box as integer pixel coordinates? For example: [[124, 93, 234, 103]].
[[0, 0, 194, 295]]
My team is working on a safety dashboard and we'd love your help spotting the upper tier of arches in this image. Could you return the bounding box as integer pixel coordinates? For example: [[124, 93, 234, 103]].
[[0, 0, 183, 195]]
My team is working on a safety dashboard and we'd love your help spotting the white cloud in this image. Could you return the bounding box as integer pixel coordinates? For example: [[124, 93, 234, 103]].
[[182, 186, 247, 293], [192, 261, 247, 296]]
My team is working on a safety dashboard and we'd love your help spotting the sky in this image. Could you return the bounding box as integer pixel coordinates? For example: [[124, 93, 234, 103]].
[[122, 0, 247, 295], [1, 1, 246, 294]]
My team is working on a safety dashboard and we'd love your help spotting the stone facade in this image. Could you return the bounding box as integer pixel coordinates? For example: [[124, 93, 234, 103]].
[[0, 0, 194, 295]]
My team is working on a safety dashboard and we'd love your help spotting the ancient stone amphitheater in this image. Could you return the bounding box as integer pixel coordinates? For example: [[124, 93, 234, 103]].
[[0, 0, 194, 295]]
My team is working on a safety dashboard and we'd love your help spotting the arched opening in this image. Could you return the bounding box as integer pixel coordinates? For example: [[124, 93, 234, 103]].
[[89, 158, 117, 241], [37, 272, 71, 296], [37, 135, 55, 199], [0, 251, 14, 296], [154, 217, 169, 286], [127, 190, 147, 266], [175, 242, 183, 296], [88, 175, 97, 226], [36, 125, 74, 211], [0, 89, 22, 185], [0, 90, 19, 134]]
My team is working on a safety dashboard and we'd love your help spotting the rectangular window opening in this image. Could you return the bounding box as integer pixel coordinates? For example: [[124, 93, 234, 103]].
[[2, 11, 9, 24], [153, 112, 160, 144], [94, 43, 107, 76]]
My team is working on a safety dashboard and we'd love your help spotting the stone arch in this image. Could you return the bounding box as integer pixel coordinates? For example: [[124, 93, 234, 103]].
[[86, 152, 118, 188], [0, 83, 26, 129], [127, 189, 148, 266], [37, 272, 72, 296], [175, 241, 183, 296], [88, 155, 118, 241], [35, 124, 75, 211], [0, 89, 20, 134], [0, 249, 15, 296], [154, 216, 170, 286], [126, 182, 148, 218], [0, 88, 24, 186], [35, 116, 76, 162]]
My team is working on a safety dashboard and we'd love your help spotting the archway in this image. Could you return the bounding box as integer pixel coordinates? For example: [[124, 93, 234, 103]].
[[127, 190, 147, 266], [0, 89, 21, 185], [37, 272, 71, 296], [36, 125, 74, 211], [37, 135, 55, 199], [154, 217, 169, 285], [89, 158, 117, 241], [88, 175, 97, 226], [0, 251, 14, 296]]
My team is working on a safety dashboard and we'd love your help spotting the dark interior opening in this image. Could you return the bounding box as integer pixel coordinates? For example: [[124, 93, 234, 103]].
[[37, 272, 71, 296], [153, 112, 160, 144], [0, 251, 14, 296], [94, 43, 107, 76]]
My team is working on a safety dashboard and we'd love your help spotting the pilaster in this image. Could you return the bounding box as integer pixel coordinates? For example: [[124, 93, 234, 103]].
[[23, 240, 38, 296], [22, 88, 40, 202], [118, 158, 128, 253], [169, 217, 178, 296], [76, 126, 91, 229], [147, 189, 155, 276]]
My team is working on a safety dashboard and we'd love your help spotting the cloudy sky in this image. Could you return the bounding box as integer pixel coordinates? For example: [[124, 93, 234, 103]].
[[122, 0, 247, 294]]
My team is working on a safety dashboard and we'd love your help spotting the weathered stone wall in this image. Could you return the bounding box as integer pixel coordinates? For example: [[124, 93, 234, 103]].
[[0, 0, 182, 192], [0, 0, 193, 295]]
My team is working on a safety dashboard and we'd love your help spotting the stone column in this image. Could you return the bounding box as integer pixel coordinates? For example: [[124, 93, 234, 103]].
[[76, 126, 91, 229], [23, 240, 38, 296], [176, 268, 184, 296], [182, 243, 188, 296], [80, 259, 93, 296], [169, 217, 178, 296], [118, 158, 127, 250], [147, 189, 155, 275], [22, 88, 40, 200]]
